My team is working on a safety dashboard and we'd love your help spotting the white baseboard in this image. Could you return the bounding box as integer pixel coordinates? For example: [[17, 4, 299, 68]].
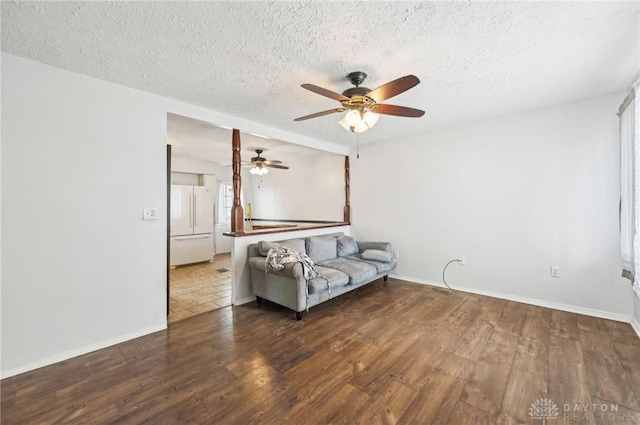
[[234, 296, 256, 306], [1, 323, 167, 380], [631, 317, 640, 339], [390, 274, 632, 324]]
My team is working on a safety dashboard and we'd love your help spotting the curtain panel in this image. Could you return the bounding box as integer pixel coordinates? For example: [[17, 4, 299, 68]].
[[620, 79, 640, 297]]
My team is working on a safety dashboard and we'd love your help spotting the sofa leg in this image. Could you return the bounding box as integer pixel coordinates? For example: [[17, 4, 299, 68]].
[[256, 296, 263, 305], [296, 311, 304, 321], [383, 275, 389, 282]]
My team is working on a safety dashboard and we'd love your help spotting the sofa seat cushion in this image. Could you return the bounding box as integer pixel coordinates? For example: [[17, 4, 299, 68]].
[[348, 254, 398, 274], [307, 266, 350, 294], [317, 258, 377, 285]]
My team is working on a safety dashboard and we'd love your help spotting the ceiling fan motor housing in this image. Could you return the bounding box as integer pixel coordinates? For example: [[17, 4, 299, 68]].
[[343, 71, 371, 98], [342, 86, 371, 97], [346, 71, 367, 87], [342, 72, 376, 111], [251, 149, 266, 163]]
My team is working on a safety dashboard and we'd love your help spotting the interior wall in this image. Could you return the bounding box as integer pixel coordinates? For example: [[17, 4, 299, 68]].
[[1, 53, 168, 376], [243, 152, 344, 222], [351, 91, 635, 320], [1, 53, 348, 377]]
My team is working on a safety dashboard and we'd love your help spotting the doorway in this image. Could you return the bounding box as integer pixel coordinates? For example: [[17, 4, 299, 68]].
[[166, 115, 235, 324], [167, 174, 233, 323]]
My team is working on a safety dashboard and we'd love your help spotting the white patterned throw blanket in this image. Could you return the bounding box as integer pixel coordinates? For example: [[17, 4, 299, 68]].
[[265, 245, 320, 280], [265, 245, 331, 310]]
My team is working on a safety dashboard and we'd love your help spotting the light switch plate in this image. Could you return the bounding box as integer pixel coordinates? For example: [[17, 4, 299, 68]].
[[143, 207, 159, 220]]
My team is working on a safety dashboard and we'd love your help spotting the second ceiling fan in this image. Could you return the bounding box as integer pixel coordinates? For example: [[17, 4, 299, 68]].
[[294, 71, 425, 133], [248, 149, 289, 175]]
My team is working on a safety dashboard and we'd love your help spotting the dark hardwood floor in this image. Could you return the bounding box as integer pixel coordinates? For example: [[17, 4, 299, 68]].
[[2, 278, 640, 424]]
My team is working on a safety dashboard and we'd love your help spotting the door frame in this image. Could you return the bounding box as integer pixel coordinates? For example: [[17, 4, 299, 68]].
[[166, 144, 172, 316]]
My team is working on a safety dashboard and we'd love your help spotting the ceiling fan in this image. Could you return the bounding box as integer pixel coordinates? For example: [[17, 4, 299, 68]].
[[294, 71, 425, 133], [248, 149, 289, 175]]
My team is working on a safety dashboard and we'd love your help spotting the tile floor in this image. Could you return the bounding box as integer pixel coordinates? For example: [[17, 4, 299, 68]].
[[168, 253, 232, 324]]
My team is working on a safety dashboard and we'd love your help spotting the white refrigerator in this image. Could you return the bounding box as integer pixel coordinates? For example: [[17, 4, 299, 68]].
[[170, 185, 214, 266]]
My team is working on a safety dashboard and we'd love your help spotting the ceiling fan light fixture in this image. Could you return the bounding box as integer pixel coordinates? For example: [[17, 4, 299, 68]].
[[250, 164, 269, 175], [338, 109, 378, 133]]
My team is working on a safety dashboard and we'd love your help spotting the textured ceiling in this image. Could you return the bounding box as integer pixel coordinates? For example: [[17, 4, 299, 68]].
[[2, 1, 639, 150]]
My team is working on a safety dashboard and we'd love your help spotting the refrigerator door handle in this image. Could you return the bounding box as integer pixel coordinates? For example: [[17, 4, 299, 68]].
[[189, 193, 193, 227], [174, 234, 211, 241], [194, 193, 197, 227]]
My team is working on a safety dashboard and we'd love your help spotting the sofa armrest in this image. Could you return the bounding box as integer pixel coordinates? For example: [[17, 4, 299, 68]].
[[248, 256, 305, 280], [249, 256, 308, 312], [357, 241, 392, 254], [248, 256, 268, 271]]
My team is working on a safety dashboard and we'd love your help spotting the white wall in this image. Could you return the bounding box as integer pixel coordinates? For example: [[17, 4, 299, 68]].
[[1, 53, 347, 377], [243, 152, 344, 222], [1, 54, 168, 376], [352, 92, 635, 320]]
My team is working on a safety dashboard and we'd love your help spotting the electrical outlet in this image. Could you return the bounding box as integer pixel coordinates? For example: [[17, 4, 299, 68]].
[[143, 207, 159, 220], [458, 256, 465, 265], [393, 250, 399, 259], [551, 266, 560, 278]]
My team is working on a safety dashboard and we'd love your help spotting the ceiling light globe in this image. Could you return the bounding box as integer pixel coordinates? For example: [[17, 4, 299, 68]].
[[363, 111, 379, 128], [345, 110, 362, 127], [338, 116, 351, 131], [353, 120, 369, 133]]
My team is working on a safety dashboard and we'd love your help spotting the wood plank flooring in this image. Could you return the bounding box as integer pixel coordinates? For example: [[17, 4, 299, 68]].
[[2, 278, 640, 424], [168, 253, 232, 324]]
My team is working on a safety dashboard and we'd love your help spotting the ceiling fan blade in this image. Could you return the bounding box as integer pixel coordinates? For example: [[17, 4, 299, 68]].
[[294, 108, 346, 121], [301, 84, 350, 102], [264, 160, 282, 165], [265, 163, 289, 170], [366, 75, 420, 103], [375, 104, 425, 117]]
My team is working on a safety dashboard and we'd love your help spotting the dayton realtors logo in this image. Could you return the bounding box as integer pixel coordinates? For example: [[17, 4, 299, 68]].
[[562, 402, 639, 423], [529, 399, 560, 424], [530, 398, 640, 424]]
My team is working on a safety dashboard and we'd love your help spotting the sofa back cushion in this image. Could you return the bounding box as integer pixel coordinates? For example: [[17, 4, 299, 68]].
[[258, 238, 306, 256], [307, 236, 338, 263], [337, 235, 359, 257]]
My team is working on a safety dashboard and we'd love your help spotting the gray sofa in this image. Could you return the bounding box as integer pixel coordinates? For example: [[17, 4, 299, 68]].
[[248, 232, 397, 319]]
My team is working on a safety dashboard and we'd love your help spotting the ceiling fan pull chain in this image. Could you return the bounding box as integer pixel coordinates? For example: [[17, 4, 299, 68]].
[[357, 133, 360, 159]]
